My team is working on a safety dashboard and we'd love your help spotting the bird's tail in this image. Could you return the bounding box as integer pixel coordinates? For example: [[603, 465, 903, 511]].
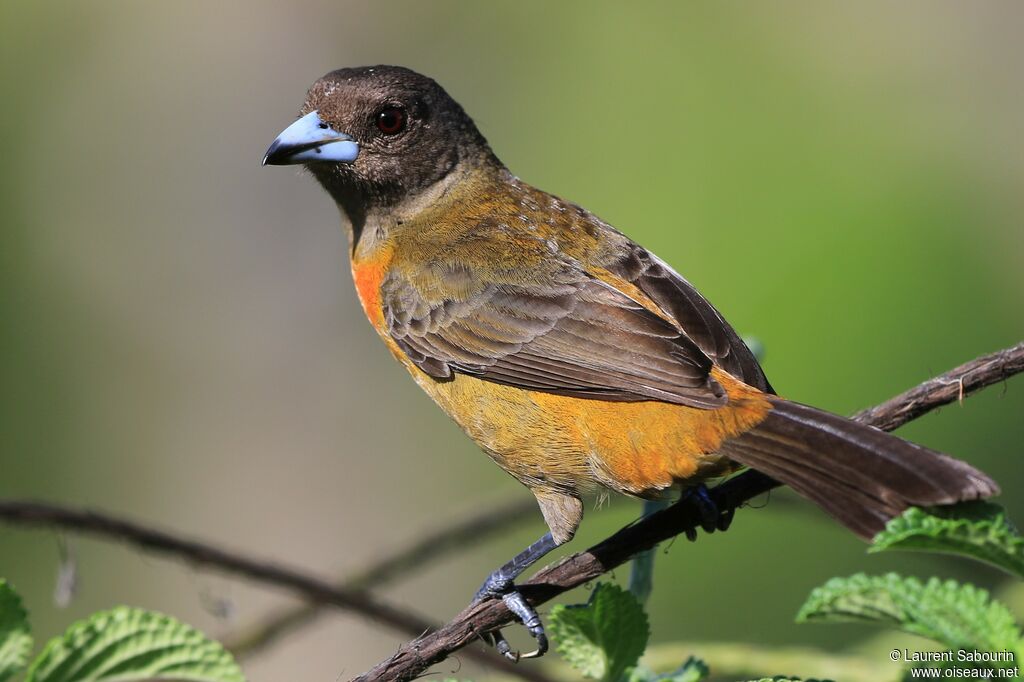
[[720, 397, 999, 539]]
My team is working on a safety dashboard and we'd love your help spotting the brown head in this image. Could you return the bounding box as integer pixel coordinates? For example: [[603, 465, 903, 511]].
[[264, 66, 498, 224]]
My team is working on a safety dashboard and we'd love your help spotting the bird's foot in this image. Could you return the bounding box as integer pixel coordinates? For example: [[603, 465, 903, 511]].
[[682, 484, 733, 541], [475, 573, 548, 661]]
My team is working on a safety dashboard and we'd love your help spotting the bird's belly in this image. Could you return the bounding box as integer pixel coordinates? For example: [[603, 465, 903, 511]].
[[410, 365, 767, 497]]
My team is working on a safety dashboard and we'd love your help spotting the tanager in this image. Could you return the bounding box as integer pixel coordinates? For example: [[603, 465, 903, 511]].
[[263, 66, 997, 660]]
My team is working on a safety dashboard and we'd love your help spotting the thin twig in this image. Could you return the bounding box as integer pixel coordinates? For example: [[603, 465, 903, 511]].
[[352, 341, 1024, 682], [223, 497, 537, 658], [0, 501, 555, 682], [851, 342, 1024, 431]]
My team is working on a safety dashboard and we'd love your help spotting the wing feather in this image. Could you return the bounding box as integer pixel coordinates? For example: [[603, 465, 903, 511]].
[[384, 261, 728, 408], [605, 245, 772, 392]]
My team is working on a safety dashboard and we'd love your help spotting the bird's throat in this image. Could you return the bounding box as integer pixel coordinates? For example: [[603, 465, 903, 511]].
[[340, 160, 505, 257]]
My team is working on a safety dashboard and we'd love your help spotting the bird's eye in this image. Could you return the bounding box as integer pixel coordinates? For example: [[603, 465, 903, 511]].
[[376, 106, 406, 135]]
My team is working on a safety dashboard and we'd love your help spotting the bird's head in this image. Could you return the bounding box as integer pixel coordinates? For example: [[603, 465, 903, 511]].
[[264, 66, 496, 217]]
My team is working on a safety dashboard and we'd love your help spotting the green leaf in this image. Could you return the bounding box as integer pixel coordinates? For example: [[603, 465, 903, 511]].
[[797, 573, 1020, 657], [871, 503, 1024, 578], [26, 607, 245, 682], [550, 583, 650, 682], [0, 580, 33, 682]]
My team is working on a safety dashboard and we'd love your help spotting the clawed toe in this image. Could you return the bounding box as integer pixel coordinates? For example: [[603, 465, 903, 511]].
[[474, 532, 557, 661], [477, 584, 549, 661]]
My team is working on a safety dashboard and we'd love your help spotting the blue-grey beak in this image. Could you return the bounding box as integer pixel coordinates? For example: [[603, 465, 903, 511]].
[[263, 111, 360, 166]]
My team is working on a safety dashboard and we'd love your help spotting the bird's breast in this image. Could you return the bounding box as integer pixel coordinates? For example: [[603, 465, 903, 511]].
[[350, 246, 393, 330]]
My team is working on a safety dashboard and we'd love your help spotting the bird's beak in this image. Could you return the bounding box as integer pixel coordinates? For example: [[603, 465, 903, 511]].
[[262, 111, 360, 166]]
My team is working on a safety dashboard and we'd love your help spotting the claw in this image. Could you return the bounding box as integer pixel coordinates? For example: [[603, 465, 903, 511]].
[[502, 590, 547, 659], [492, 628, 548, 661], [474, 532, 558, 662], [481, 628, 521, 661], [491, 630, 517, 660], [480, 602, 549, 662], [519, 632, 549, 659]]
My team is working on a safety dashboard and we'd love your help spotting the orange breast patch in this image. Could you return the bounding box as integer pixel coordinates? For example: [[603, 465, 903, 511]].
[[351, 247, 393, 329]]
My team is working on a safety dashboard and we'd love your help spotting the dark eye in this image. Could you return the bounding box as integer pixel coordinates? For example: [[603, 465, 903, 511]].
[[376, 106, 406, 135]]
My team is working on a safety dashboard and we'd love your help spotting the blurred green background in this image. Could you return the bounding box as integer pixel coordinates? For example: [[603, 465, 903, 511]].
[[2, 2, 1023, 680]]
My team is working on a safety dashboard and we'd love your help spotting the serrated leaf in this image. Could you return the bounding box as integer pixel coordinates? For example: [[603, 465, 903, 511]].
[[26, 606, 244, 682], [797, 573, 1020, 658], [0, 580, 33, 682], [550, 583, 650, 682], [871, 503, 1024, 578]]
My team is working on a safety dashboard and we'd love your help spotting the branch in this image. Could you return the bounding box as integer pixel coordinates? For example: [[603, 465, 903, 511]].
[[1, 343, 1019, 681], [353, 341, 1024, 682], [223, 497, 536, 658], [0, 501, 555, 682], [851, 342, 1024, 430]]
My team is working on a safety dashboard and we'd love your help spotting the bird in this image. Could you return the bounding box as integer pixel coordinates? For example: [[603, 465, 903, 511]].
[[263, 65, 998, 661]]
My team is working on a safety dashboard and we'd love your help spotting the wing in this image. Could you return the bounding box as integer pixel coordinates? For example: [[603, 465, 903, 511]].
[[604, 243, 773, 393], [382, 258, 729, 408]]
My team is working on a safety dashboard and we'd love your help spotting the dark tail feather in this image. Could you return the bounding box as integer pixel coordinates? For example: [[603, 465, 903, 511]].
[[721, 397, 999, 539]]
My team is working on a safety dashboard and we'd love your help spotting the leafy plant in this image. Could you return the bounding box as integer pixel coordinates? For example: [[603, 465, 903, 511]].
[[550, 583, 649, 682], [0, 582, 32, 682], [794, 502, 1024, 677], [0, 579, 244, 682], [549, 583, 820, 682], [550, 502, 1024, 682], [870, 502, 1024, 578], [797, 573, 1020, 661]]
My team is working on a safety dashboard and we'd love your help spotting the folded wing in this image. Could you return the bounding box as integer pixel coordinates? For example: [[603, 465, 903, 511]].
[[383, 259, 730, 408]]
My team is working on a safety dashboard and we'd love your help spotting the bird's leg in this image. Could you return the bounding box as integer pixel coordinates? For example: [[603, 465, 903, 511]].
[[474, 532, 557, 661], [681, 483, 732, 541]]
